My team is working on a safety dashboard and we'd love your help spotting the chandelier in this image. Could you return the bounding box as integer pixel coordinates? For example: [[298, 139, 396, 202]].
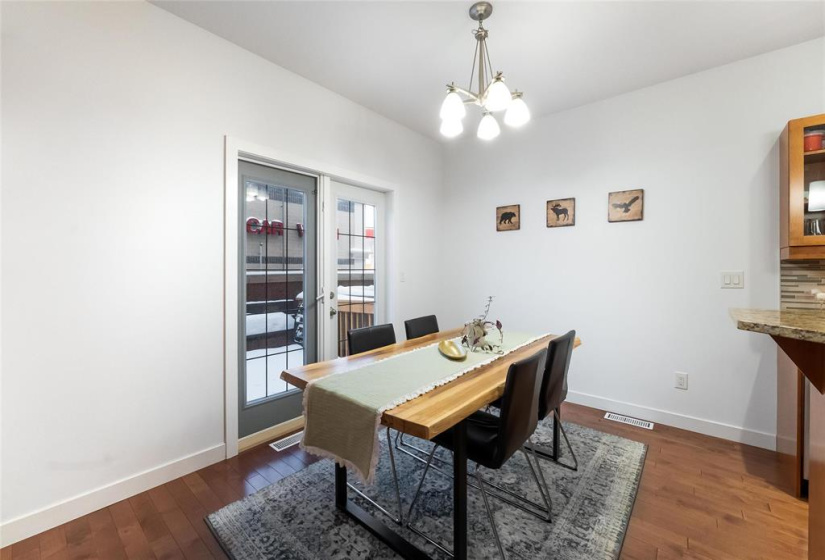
[[439, 2, 530, 140]]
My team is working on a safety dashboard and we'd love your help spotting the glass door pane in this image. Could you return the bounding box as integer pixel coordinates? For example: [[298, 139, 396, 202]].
[[332, 184, 382, 357], [803, 125, 825, 237], [245, 184, 307, 400]]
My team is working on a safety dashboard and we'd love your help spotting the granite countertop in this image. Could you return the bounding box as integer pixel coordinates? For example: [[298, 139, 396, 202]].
[[730, 308, 825, 344]]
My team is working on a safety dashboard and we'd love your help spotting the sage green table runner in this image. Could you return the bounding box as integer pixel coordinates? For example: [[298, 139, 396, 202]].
[[301, 331, 547, 482]]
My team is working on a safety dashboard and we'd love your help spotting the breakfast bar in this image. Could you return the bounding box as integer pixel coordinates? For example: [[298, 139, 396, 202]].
[[731, 309, 825, 557]]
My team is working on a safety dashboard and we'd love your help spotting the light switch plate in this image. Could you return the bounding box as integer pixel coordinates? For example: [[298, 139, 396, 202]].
[[721, 271, 744, 289]]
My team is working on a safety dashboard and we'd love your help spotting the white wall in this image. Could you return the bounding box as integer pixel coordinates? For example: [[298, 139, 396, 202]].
[[441, 38, 824, 448], [0, 1, 443, 544]]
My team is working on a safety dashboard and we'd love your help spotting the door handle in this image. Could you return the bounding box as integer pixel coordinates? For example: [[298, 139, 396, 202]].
[[330, 307, 337, 317]]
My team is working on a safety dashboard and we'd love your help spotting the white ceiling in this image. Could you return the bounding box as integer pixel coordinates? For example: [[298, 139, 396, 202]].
[[153, 1, 824, 140]]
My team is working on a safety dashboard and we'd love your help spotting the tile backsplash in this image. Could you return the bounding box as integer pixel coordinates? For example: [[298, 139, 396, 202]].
[[781, 260, 825, 311]]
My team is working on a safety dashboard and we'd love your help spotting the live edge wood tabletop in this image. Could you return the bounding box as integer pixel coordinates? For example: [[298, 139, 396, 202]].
[[281, 328, 582, 441]]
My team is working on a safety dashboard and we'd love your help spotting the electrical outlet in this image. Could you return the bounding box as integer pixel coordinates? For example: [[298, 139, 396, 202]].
[[675, 372, 689, 390]]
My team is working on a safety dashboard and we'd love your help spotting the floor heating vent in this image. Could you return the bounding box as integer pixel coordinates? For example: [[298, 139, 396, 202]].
[[270, 431, 304, 452], [604, 412, 654, 430]]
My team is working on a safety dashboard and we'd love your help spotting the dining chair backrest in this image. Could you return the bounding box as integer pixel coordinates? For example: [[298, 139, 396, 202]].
[[348, 323, 397, 356], [493, 349, 546, 468], [538, 330, 577, 421], [404, 315, 439, 340]]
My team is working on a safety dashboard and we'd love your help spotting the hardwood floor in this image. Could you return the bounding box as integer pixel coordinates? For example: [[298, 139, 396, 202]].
[[2, 403, 808, 559], [563, 405, 809, 560]]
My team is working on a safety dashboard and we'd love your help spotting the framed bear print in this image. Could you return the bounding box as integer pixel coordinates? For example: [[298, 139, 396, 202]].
[[496, 205, 520, 231]]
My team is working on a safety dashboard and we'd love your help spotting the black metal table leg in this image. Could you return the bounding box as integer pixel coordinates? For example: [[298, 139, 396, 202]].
[[453, 420, 468, 560], [335, 463, 347, 509], [334, 461, 431, 559]]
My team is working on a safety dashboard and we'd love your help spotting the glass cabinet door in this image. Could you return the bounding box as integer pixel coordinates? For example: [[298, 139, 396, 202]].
[[803, 125, 825, 238]]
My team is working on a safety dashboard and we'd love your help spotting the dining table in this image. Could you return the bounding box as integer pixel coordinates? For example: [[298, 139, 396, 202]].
[[281, 327, 582, 560]]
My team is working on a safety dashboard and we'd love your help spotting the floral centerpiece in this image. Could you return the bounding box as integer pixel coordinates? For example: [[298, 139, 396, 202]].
[[461, 296, 504, 354]]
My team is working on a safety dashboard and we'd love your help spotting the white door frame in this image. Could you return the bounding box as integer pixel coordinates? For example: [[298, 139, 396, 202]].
[[223, 136, 396, 458]]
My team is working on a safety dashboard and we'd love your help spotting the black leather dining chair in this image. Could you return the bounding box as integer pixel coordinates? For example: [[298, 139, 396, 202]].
[[348, 323, 396, 356], [528, 329, 578, 471], [345, 323, 403, 524], [476, 330, 577, 523], [404, 315, 439, 339], [489, 330, 578, 470], [406, 350, 550, 559]]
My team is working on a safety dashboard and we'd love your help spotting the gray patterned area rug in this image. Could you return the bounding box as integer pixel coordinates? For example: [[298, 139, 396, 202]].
[[207, 420, 646, 560]]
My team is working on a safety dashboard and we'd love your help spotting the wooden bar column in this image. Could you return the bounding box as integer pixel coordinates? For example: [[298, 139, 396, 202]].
[[772, 334, 825, 558]]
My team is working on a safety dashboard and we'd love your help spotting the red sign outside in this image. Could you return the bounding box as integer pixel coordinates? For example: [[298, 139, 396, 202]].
[[246, 218, 304, 237]]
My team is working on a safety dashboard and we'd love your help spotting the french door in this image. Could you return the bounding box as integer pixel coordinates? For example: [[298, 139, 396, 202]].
[[322, 181, 387, 359], [238, 160, 317, 438], [237, 162, 386, 439]]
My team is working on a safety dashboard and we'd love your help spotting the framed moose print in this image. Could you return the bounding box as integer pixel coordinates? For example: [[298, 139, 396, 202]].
[[496, 204, 520, 231], [546, 198, 575, 228], [608, 189, 644, 222]]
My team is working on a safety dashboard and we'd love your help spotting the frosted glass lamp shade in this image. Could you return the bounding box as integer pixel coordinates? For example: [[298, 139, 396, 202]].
[[477, 113, 501, 140], [440, 91, 466, 121], [484, 78, 512, 112], [504, 96, 530, 127], [440, 118, 463, 138]]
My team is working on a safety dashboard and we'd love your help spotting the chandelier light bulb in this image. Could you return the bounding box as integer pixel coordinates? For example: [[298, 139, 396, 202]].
[[440, 118, 464, 138], [440, 90, 466, 121], [504, 93, 530, 127], [484, 75, 512, 112], [477, 112, 501, 140]]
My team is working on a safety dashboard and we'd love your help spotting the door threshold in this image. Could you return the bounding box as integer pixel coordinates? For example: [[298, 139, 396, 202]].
[[239, 416, 304, 452]]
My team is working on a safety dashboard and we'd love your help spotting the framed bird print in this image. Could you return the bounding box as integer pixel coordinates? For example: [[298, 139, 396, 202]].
[[608, 189, 644, 222], [547, 198, 575, 228], [496, 204, 520, 231]]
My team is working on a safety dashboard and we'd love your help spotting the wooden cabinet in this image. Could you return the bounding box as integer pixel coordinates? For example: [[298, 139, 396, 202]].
[[781, 113, 825, 260]]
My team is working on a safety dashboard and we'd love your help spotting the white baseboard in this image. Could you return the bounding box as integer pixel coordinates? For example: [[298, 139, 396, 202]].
[[0, 443, 226, 548], [567, 391, 776, 451]]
